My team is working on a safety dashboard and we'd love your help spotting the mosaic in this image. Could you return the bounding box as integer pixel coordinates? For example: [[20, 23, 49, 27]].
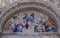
[[3, 11, 56, 33]]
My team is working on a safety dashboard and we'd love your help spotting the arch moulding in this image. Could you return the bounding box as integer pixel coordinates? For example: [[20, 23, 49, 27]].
[[0, 2, 60, 35]]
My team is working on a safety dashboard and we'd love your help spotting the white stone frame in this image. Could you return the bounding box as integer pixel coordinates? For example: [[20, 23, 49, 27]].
[[0, 2, 60, 36]]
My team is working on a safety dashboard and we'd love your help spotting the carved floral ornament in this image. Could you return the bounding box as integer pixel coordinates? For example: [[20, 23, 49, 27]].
[[0, 2, 60, 35]]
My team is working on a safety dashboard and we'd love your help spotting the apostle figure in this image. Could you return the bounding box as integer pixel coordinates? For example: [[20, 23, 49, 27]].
[[34, 23, 41, 32], [45, 20, 56, 32], [34, 23, 45, 32], [13, 23, 23, 32]]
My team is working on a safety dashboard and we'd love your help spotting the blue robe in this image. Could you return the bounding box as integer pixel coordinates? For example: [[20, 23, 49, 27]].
[[23, 13, 34, 23], [46, 27, 55, 32]]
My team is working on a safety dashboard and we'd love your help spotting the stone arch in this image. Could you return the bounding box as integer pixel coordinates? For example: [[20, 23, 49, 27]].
[[0, 2, 60, 34]]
